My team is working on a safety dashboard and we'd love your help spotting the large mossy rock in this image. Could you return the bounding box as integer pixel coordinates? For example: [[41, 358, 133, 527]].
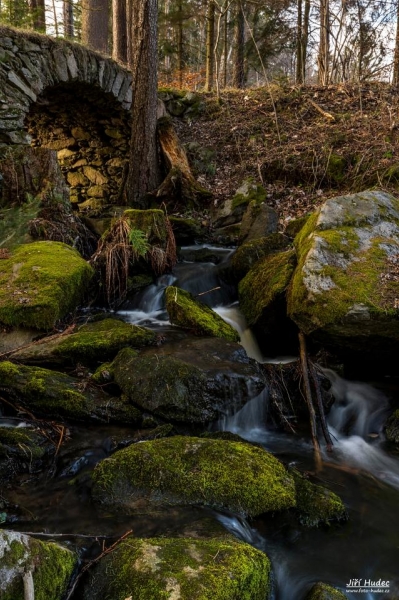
[[165, 286, 239, 342], [92, 436, 296, 516], [123, 208, 170, 246], [305, 582, 348, 600], [0, 360, 142, 424], [0, 530, 76, 600], [238, 250, 297, 354], [0, 241, 93, 330], [292, 470, 347, 527], [231, 233, 290, 281], [81, 536, 271, 600], [287, 191, 399, 358], [239, 201, 279, 244], [111, 337, 265, 423], [12, 318, 155, 365]]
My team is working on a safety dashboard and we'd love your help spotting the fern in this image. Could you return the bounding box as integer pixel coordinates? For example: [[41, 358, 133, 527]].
[[129, 228, 150, 258]]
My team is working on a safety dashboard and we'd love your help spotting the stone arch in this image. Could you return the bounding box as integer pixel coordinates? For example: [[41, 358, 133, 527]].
[[0, 26, 133, 207]]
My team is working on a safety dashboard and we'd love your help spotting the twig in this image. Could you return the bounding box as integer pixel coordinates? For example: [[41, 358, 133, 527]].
[[64, 529, 133, 600], [309, 361, 334, 452], [298, 332, 322, 470], [23, 570, 34, 600], [195, 286, 221, 297], [15, 531, 116, 539], [308, 99, 336, 122]]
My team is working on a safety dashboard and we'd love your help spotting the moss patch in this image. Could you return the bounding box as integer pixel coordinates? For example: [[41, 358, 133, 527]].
[[232, 233, 290, 281], [238, 250, 296, 327], [292, 470, 347, 527], [0, 241, 93, 330], [123, 209, 168, 246], [165, 286, 239, 341], [305, 582, 348, 600], [231, 180, 267, 210], [0, 427, 48, 460], [92, 435, 296, 517], [82, 536, 270, 600], [0, 530, 76, 600]]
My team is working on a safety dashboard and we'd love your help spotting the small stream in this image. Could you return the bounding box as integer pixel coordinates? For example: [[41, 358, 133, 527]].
[[4, 244, 399, 598]]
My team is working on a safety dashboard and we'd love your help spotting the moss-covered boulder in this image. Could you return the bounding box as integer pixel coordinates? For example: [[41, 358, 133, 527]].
[[0, 529, 76, 600], [123, 208, 170, 247], [111, 338, 264, 423], [231, 233, 290, 281], [292, 470, 347, 527], [385, 409, 399, 445], [169, 216, 204, 244], [0, 241, 93, 330], [81, 536, 271, 600], [212, 179, 267, 229], [0, 360, 142, 424], [12, 318, 155, 365], [287, 191, 399, 360], [239, 201, 279, 244], [165, 286, 239, 341], [92, 436, 296, 516], [305, 582, 348, 600], [238, 250, 297, 354], [0, 426, 53, 483]]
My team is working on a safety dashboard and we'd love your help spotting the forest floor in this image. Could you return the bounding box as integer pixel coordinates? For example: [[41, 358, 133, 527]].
[[175, 82, 399, 227]]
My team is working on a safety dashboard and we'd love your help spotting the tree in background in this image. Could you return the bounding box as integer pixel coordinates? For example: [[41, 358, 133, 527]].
[[205, 0, 215, 90], [233, 0, 245, 87], [126, 0, 161, 206], [112, 0, 128, 63], [81, 0, 109, 53]]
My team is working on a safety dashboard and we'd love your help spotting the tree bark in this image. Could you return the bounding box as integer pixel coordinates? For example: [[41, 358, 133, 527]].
[[63, 0, 74, 38], [394, 0, 399, 85], [177, 0, 184, 88], [30, 0, 46, 32], [112, 0, 128, 63], [296, 0, 303, 83], [126, 0, 161, 207], [205, 0, 215, 91], [318, 0, 330, 85], [81, 0, 109, 53], [233, 0, 245, 88]]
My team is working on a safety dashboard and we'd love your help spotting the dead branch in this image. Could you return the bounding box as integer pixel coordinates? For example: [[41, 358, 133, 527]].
[[298, 332, 322, 470], [308, 99, 336, 122], [309, 361, 334, 452]]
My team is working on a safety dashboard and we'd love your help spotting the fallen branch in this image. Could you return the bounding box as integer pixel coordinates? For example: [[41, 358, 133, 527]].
[[23, 570, 34, 600], [64, 529, 133, 600], [0, 324, 76, 361], [298, 332, 322, 470], [309, 99, 336, 122], [309, 362, 334, 452], [195, 286, 221, 297]]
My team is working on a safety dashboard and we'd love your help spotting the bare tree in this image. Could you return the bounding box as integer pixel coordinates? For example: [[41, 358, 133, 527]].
[[82, 0, 109, 53], [112, 0, 128, 63], [205, 0, 215, 90]]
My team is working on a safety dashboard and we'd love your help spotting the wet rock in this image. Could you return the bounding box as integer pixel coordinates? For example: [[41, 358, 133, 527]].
[[0, 426, 53, 483], [287, 190, 399, 363], [165, 286, 240, 342], [111, 337, 264, 423], [305, 582, 348, 600], [81, 535, 271, 600], [0, 241, 94, 330], [0, 326, 38, 354], [0, 360, 142, 424], [92, 435, 296, 516], [291, 470, 347, 527], [0, 529, 76, 600], [231, 233, 290, 281], [238, 250, 298, 354], [12, 318, 155, 366]]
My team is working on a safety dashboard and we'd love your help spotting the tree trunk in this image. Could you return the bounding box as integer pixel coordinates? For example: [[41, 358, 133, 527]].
[[81, 0, 109, 53], [318, 0, 330, 85], [205, 0, 215, 91], [30, 0, 46, 32], [63, 0, 74, 38], [233, 0, 245, 88], [112, 0, 128, 63], [296, 0, 303, 83], [223, 4, 228, 87], [177, 0, 184, 88], [126, 0, 161, 207], [394, 0, 399, 85]]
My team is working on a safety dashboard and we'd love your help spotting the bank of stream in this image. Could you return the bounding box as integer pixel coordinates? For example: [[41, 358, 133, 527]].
[[2, 244, 399, 599]]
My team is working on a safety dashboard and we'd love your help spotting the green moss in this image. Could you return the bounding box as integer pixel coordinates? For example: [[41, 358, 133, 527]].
[[326, 153, 347, 185], [123, 209, 168, 245], [385, 409, 399, 445], [0, 197, 41, 249], [305, 582, 348, 600], [92, 435, 296, 517], [56, 318, 155, 363], [238, 250, 296, 326], [0, 427, 47, 460], [285, 215, 311, 238], [292, 470, 347, 527], [0, 531, 76, 600], [169, 216, 203, 244], [232, 234, 289, 280], [231, 181, 267, 210], [0, 241, 93, 330], [165, 286, 239, 341], [82, 536, 270, 600]]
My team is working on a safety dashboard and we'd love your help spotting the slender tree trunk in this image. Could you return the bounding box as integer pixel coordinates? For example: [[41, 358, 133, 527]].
[[126, 0, 161, 207], [296, 0, 303, 83], [223, 5, 228, 87], [394, 0, 399, 85], [318, 0, 330, 85], [302, 0, 310, 80], [233, 0, 245, 88], [30, 0, 46, 32], [82, 0, 109, 53], [205, 0, 215, 91], [63, 0, 74, 38], [177, 0, 184, 88], [112, 0, 128, 63]]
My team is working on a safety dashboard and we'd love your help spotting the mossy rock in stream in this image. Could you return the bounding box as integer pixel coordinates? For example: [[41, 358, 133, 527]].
[[0, 241, 93, 330], [305, 582, 348, 600], [385, 409, 399, 445], [287, 191, 399, 362], [0, 427, 49, 461], [12, 318, 155, 365], [231, 233, 290, 281], [81, 536, 271, 600], [165, 286, 239, 342], [0, 530, 77, 600], [0, 360, 142, 424], [123, 208, 169, 246], [292, 470, 347, 527], [92, 435, 296, 517]]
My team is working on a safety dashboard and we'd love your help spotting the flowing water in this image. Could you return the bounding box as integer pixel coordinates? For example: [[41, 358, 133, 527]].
[[4, 244, 399, 599]]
